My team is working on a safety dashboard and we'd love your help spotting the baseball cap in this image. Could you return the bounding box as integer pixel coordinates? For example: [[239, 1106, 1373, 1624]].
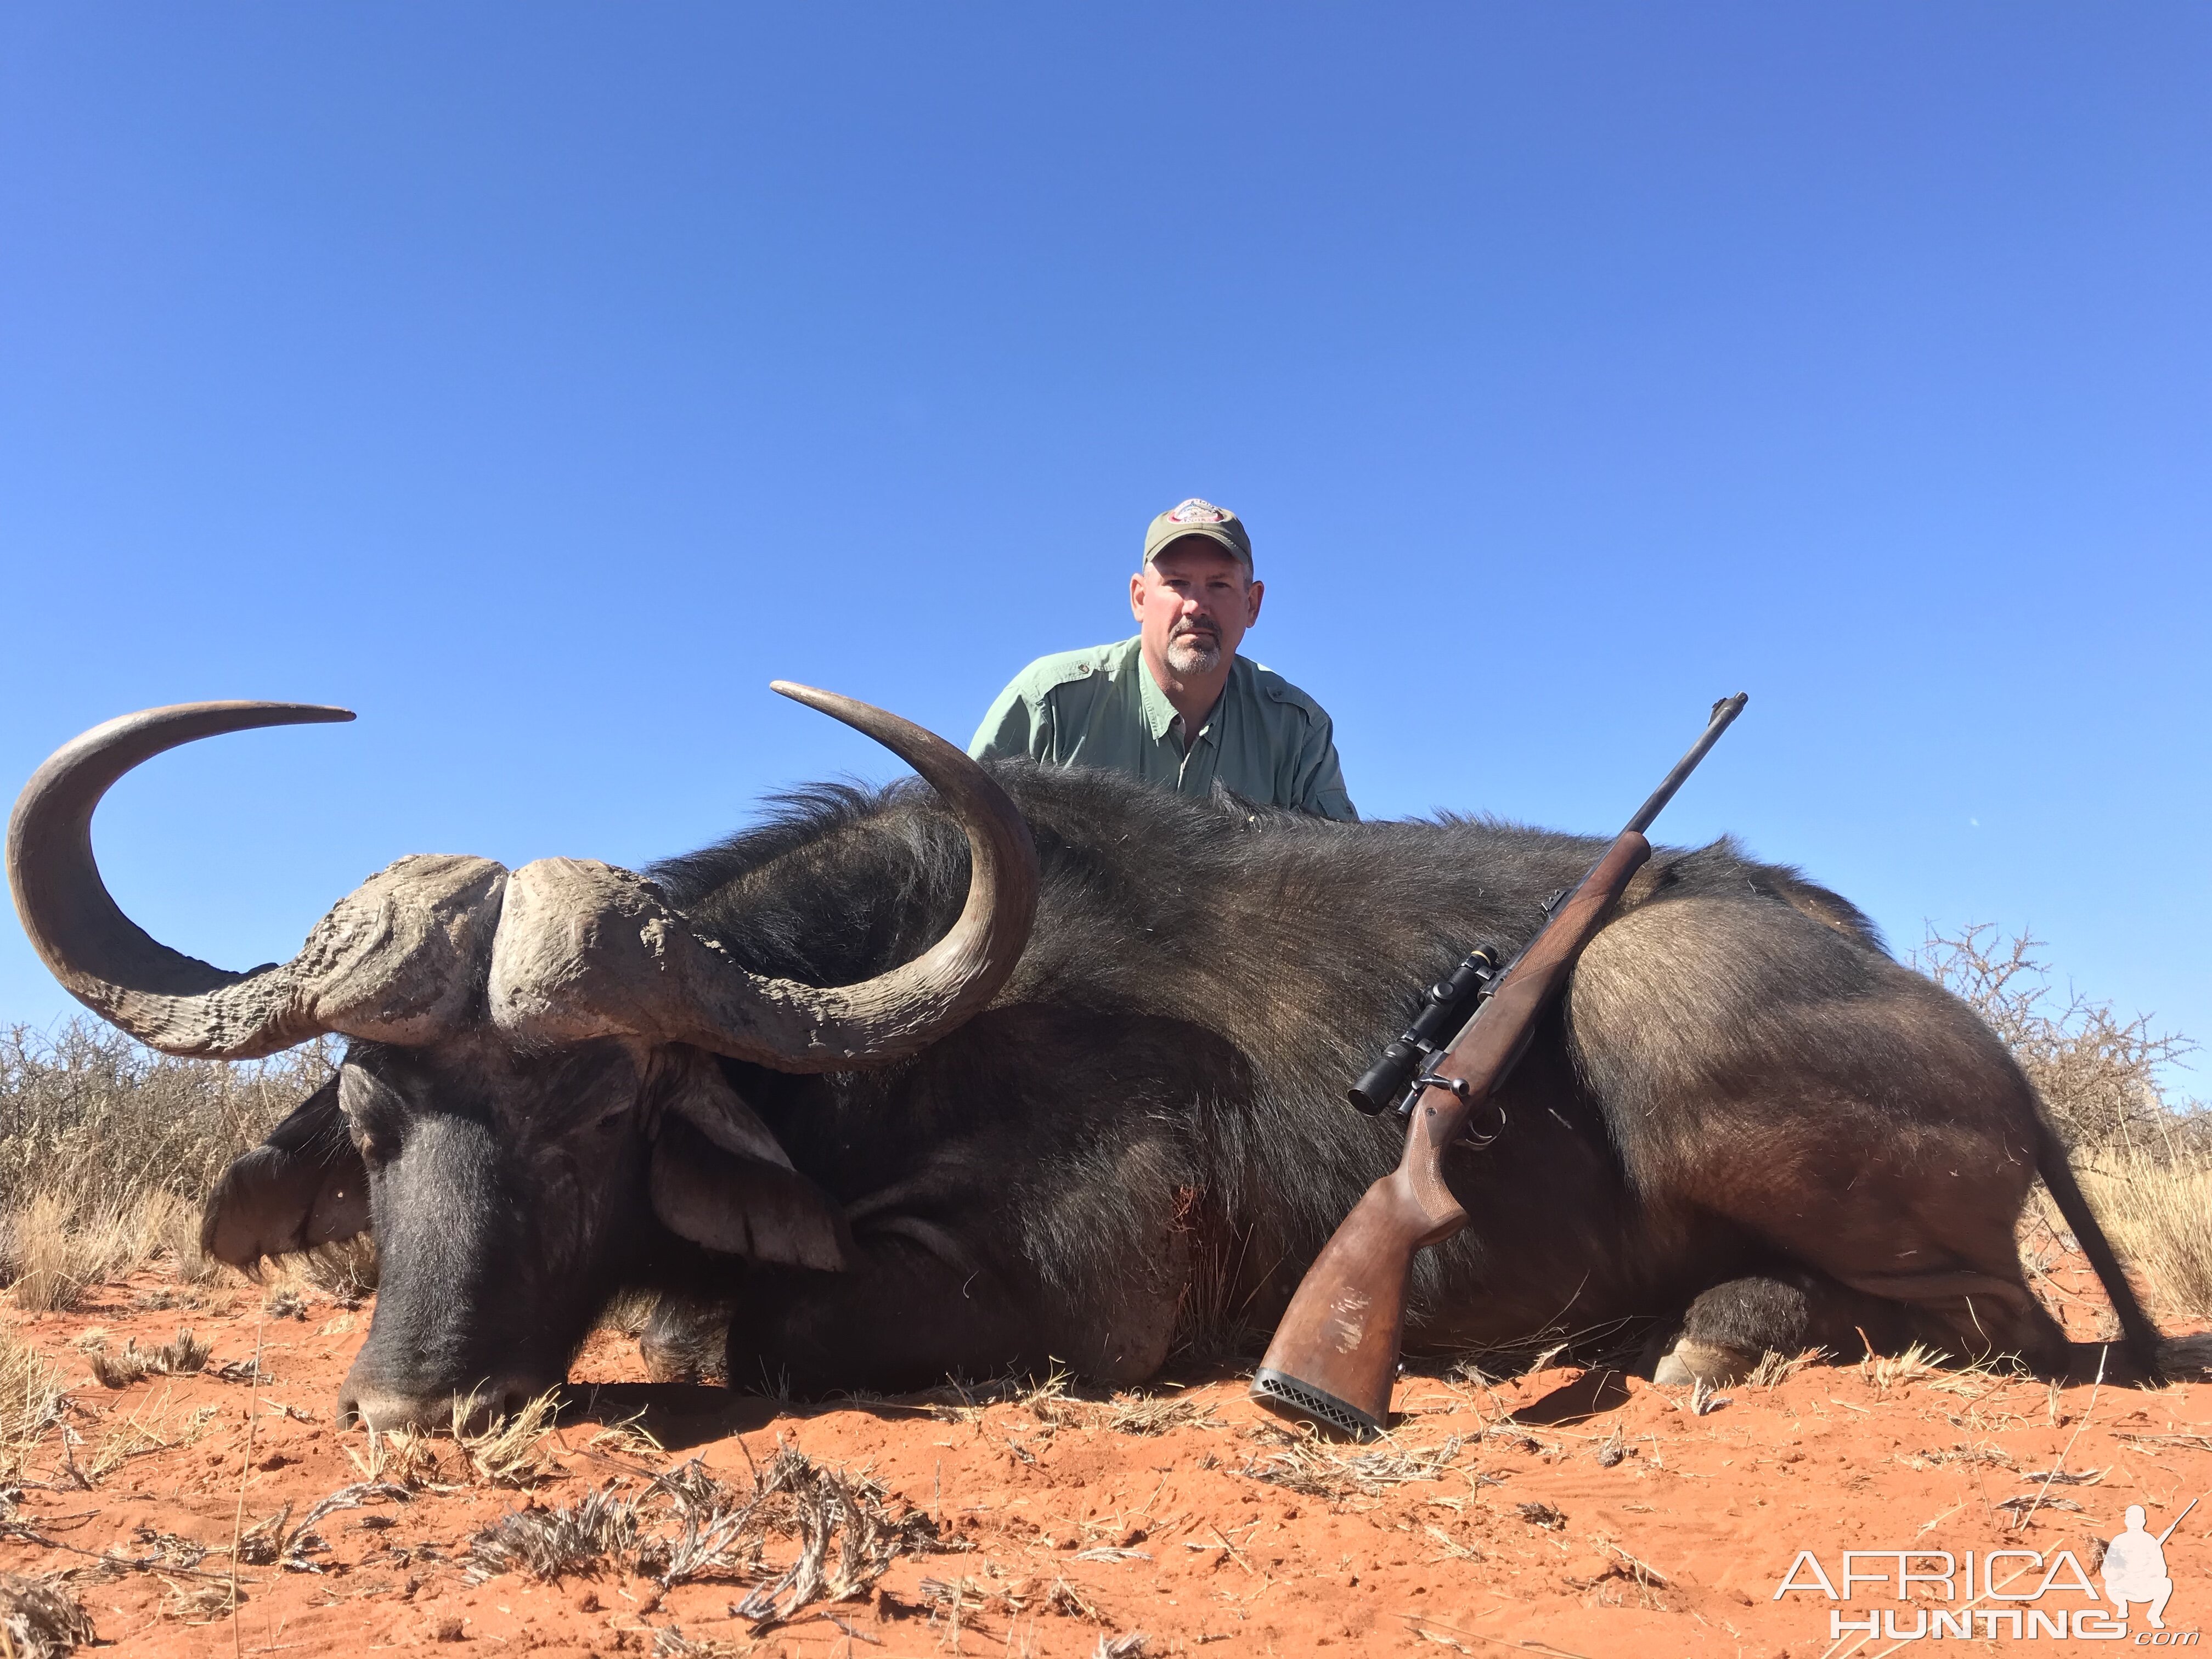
[[1143, 498, 1253, 572]]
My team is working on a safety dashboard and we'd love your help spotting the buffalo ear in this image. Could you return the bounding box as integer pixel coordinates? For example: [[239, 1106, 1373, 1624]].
[[654, 1047, 793, 1167], [200, 1076, 371, 1268], [650, 1115, 851, 1271]]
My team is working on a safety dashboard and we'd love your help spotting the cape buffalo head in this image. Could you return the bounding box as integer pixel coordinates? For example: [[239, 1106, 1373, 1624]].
[[7, 688, 1037, 1430]]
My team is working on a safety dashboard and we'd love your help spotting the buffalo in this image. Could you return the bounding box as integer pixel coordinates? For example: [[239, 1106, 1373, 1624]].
[[6, 691, 2163, 1430]]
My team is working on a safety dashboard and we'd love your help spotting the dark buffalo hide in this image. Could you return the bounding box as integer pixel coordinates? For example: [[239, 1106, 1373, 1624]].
[[209, 763, 2126, 1420]]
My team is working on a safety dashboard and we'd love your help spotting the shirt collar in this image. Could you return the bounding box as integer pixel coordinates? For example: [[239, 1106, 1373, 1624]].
[[1131, 638, 1239, 747], [1133, 640, 1182, 744]]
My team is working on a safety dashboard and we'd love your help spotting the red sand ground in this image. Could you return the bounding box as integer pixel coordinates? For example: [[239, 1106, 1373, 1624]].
[[6, 1256, 2211, 1657]]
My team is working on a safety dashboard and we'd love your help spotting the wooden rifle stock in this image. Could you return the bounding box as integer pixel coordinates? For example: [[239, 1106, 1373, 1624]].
[[1252, 696, 1747, 1440]]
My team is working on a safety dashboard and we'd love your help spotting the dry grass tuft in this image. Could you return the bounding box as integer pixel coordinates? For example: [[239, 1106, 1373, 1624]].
[[84, 1345, 146, 1391], [0, 1571, 97, 1657], [1094, 1393, 1214, 1436], [1926, 926, 2212, 1329], [221, 1483, 406, 1576], [650, 1624, 741, 1658], [1236, 1429, 1465, 1500], [0, 1024, 332, 1218], [232, 1502, 296, 1567], [452, 1390, 562, 1487], [471, 1483, 648, 1582], [294, 1237, 379, 1302], [586, 1411, 665, 1463], [84, 1329, 211, 1390], [346, 1425, 445, 1492], [339, 1395, 563, 1495], [914, 1570, 1108, 1651], [0, 1328, 66, 1481], [4, 1194, 122, 1313], [158, 1578, 239, 1624], [2, 1189, 224, 1312], [263, 1287, 308, 1322], [1922, 1353, 2034, 1398], [470, 1446, 959, 1630], [0, 1024, 334, 1307], [729, 1446, 956, 1627], [912, 1372, 1211, 1440], [912, 1367, 1074, 1426], [1744, 1347, 1825, 1389], [1860, 1342, 1950, 1393], [86, 1389, 221, 1482], [2067, 1162, 2212, 1321], [134, 1189, 224, 1288]]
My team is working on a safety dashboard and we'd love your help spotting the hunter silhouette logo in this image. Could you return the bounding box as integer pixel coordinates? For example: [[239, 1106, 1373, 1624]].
[[2106, 1500, 2194, 1630], [1775, 1499, 2201, 1643]]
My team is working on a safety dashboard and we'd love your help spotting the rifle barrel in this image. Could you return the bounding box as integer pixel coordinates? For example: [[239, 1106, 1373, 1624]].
[[1624, 693, 1748, 836], [2158, 1496, 2198, 1544]]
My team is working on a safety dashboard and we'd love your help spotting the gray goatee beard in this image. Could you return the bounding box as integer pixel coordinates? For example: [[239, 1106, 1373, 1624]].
[[1165, 630, 1222, 675]]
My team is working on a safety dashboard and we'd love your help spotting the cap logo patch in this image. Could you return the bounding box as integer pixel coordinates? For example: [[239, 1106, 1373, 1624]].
[[1166, 498, 1231, 524]]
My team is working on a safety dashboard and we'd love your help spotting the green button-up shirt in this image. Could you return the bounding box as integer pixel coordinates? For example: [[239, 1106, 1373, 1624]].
[[969, 636, 1357, 820]]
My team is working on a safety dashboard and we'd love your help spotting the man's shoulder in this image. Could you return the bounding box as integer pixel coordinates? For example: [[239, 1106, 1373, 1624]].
[[1002, 639, 1141, 701], [1238, 657, 1335, 729]]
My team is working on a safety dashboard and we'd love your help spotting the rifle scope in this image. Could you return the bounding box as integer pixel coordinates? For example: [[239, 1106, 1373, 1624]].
[[1347, 945, 1502, 1114]]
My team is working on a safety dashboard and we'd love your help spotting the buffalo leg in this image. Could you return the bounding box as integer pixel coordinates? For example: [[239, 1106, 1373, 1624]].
[[1654, 1262, 2069, 1385], [1572, 895, 2077, 1380], [637, 1293, 732, 1384], [1652, 1268, 1913, 1385], [723, 1239, 1057, 1398], [1833, 1266, 2069, 1373], [724, 1198, 1193, 1398], [1745, 1183, 2068, 1370]]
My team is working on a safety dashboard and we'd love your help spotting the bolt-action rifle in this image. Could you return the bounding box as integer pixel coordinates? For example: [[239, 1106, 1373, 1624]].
[[1251, 695, 1750, 1441]]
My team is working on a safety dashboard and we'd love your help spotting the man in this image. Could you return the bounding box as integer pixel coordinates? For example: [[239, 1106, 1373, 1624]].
[[969, 498, 1356, 820]]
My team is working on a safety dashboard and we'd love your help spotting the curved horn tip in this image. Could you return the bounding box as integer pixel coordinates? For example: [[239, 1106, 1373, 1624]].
[[229, 702, 355, 724], [150, 701, 353, 720], [73, 701, 359, 742], [770, 681, 888, 730], [244, 704, 355, 729]]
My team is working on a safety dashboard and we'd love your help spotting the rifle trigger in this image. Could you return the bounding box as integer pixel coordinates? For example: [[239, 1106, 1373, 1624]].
[[1414, 1071, 1507, 1150], [1460, 1101, 1506, 1149]]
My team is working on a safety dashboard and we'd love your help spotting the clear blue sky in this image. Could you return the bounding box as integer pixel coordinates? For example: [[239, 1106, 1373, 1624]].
[[2, 6, 2205, 1082]]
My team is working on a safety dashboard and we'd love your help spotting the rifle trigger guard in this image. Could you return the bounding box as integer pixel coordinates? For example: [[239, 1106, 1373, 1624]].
[[1410, 1073, 1506, 1149]]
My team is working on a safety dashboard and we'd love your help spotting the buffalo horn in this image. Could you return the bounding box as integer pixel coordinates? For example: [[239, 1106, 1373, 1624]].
[[7, 702, 509, 1058], [487, 683, 1040, 1070]]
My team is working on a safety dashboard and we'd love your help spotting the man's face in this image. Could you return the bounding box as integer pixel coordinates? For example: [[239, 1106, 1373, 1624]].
[[1130, 538, 1265, 679]]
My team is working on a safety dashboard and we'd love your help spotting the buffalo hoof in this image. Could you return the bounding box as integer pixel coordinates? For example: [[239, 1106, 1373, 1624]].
[[1651, 1338, 1759, 1388]]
